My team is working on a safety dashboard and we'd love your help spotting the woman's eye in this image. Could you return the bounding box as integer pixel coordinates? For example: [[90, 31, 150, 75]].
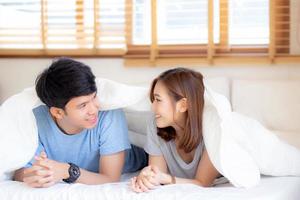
[[156, 98, 161, 102]]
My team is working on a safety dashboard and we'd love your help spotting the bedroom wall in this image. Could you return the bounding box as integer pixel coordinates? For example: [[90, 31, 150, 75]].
[[290, 0, 300, 55], [0, 58, 300, 103]]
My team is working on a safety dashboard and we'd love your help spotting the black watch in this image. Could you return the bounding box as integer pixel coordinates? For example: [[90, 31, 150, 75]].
[[63, 163, 81, 183]]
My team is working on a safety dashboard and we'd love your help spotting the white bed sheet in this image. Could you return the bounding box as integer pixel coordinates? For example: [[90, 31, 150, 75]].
[[0, 175, 299, 200]]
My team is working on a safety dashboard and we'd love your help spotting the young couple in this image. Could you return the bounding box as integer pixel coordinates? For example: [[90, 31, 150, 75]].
[[14, 58, 220, 192]]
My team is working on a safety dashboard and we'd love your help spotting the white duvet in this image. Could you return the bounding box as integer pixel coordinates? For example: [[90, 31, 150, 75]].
[[0, 78, 300, 188], [1, 175, 300, 200]]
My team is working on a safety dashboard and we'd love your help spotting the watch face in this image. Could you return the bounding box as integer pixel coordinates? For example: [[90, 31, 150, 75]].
[[72, 167, 79, 176]]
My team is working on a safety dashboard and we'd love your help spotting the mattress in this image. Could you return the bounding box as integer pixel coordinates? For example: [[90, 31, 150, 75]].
[[0, 175, 299, 200]]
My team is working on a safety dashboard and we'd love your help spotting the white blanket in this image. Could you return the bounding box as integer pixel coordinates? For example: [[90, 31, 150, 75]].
[[1, 175, 300, 200], [0, 78, 300, 188], [203, 88, 300, 187]]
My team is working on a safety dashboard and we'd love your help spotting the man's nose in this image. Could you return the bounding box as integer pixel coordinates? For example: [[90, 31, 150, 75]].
[[88, 102, 99, 114]]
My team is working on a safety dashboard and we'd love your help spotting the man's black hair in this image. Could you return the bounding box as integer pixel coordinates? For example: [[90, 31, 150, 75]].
[[35, 57, 97, 108]]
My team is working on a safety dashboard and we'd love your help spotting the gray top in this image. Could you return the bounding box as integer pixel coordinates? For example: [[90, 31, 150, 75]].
[[144, 117, 205, 179]]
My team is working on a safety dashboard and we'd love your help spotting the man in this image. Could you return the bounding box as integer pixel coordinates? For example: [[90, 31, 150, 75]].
[[13, 57, 147, 187]]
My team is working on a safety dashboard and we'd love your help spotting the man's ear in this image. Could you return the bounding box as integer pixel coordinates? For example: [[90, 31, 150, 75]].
[[49, 107, 65, 119], [176, 98, 188, 113]]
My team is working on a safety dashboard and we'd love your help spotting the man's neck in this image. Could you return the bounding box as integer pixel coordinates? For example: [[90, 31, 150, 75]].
[[52, 116, 83, 135]]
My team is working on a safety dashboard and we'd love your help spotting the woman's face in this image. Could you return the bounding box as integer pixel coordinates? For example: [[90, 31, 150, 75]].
[[152, 81, 181, 128]]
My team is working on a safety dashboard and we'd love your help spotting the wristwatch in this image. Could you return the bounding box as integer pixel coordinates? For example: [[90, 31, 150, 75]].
[[63, 163, 81, 183]]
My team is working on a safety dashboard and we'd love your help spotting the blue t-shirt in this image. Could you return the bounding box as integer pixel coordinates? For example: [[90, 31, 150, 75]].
[[25, 105, 131, 173]]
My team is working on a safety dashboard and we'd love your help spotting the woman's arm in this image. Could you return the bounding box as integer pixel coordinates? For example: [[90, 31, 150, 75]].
[[158, 150, 220, 187], [131, 154, 168, 192], [148, 155, 168, 173]]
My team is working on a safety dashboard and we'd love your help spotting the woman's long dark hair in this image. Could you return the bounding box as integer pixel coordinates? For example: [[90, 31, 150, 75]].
[[150, 68, 205, 153]]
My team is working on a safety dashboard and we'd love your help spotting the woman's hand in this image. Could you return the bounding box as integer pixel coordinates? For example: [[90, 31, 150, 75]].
[[131, 165, 161, 193], [150, 165, 173, 185], [131, 165, 174, 193]]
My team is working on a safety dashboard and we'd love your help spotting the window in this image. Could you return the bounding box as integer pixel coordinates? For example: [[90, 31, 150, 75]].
[[0, 0, 294, 63], [132, 0, 151, 45], [0, 0, 126, 55], [46, 0, 89, 49], [133, 0, 219, 45], [229, 0, 269, 45], [0, 0, 42, 49]]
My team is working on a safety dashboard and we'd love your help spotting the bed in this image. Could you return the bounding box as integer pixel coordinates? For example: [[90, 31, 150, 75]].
[[1, 174, 300, 200]]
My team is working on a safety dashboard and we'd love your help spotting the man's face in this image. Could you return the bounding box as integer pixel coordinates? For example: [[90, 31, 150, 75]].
[[62, 92, 100, 131]]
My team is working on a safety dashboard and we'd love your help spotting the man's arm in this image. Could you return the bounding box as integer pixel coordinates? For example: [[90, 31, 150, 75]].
[[13, 168, 25, 182], [76, 151, 125, 184], [35, 151, 126, 185], [13, 165, 55, 188], [13, 140, 48, 182]]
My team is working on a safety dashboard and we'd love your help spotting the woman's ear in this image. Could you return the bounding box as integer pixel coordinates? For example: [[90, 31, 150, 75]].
[[49, 107, 65, 119], [177, 98, 188, 113]]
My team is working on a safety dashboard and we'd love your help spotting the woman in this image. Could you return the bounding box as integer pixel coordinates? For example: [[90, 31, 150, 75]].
[[131, 68, 220, 193]]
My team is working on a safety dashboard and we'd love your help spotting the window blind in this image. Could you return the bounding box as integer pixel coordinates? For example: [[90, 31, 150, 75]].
[[0, 0, 42, 54], [274, 0, 290, 56], [0, 0, 126, 56], [0, 0, 296, 64]]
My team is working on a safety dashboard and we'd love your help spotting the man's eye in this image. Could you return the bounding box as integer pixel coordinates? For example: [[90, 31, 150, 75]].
[[81, 104, 86, 108]]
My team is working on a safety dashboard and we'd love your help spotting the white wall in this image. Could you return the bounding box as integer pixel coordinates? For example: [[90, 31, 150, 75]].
[[290, 0, 300, 55], [0, 58, 300, 103]]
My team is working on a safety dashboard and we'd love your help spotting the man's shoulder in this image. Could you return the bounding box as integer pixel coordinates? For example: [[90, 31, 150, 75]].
[[96, 108, 127, 132], [32, 105, 50, 119], [99, 108, 125, 120]]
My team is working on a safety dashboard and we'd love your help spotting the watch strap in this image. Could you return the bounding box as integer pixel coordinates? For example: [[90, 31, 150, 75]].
[[62, 163, 81, 183]]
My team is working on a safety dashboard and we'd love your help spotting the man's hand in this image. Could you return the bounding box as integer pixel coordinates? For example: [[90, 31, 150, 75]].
[[23, 151, 54, 188], [34, 152, 69, 184], [23, 151, 69, 188]]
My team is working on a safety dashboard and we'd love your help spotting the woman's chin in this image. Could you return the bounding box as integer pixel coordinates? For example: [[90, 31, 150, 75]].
[[156, 121, 168, 128]]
